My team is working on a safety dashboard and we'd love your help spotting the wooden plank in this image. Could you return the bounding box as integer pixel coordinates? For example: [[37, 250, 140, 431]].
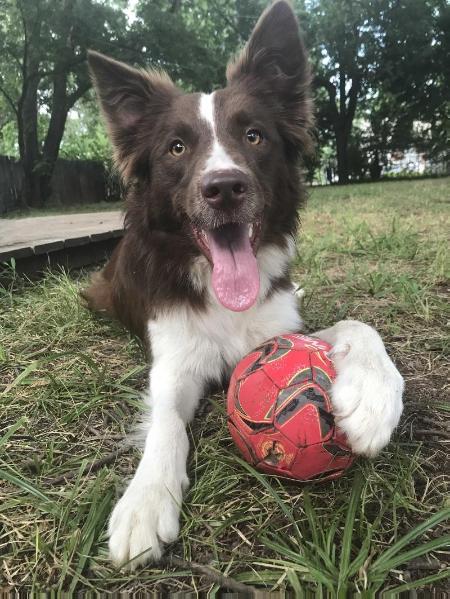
[[0, 211, 124, 275]]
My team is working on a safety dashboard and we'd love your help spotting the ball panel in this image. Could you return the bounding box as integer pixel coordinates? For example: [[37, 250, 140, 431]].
[[226, 371, 238, 417], [331, 428, 353, 453], [230, 408, 273, 437], [275, 383, 334, 445], [235, 368, 279, 423], [233, 347, 266, 381], [289, 443, 353, 481], [288, 334, 332, 353], [276, 400, 323, 446], [309, 349, 336, 391], [262, 347, 313, 389], [228, 420, 257, 465]]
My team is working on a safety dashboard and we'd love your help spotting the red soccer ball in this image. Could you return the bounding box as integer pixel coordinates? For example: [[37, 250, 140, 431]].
[[227, 333, 354, 481]]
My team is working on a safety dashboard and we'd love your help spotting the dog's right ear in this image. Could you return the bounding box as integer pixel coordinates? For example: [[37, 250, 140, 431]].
[[88, 51, 178, 180]]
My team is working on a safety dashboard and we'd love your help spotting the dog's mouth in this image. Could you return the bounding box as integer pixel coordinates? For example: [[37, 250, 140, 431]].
[[192, 221, 261, 312]]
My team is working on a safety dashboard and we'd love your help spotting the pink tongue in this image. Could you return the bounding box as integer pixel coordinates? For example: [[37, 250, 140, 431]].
[[207, 224, 260, 311]]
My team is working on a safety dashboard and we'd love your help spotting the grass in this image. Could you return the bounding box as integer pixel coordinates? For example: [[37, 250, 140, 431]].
[[1, 178, 449, 594]]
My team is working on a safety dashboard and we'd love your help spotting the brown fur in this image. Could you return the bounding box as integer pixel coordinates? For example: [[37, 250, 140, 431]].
[[83, 1, 313, 342]]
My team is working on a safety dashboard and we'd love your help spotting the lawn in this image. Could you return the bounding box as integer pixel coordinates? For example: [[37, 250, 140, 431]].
[[1, 178, 449, 594]]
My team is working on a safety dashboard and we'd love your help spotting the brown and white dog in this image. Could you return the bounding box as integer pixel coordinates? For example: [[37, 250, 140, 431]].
[[84, 1, 404, 569]]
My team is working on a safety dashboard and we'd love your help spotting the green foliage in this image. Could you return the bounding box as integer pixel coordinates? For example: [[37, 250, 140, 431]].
[[0, 0, 448, 184], [59, 95, 112, 162]]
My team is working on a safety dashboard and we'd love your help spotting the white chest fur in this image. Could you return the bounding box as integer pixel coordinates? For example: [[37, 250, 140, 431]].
[[147, 240, 302, 384]]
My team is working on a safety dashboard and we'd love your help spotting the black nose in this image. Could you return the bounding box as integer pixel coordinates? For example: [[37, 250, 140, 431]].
[[201, 169, 249, 210]]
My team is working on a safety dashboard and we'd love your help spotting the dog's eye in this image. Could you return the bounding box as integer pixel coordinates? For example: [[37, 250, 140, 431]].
[[169, 140, 186, 156], [246, 129, 263, 145]]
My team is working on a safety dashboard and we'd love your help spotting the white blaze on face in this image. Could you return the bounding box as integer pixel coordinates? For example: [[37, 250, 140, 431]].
[[199, 92, 240, 173], [197, 93, 260, 313]]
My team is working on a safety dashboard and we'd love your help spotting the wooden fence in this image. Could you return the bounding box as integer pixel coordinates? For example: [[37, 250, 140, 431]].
[[0, 155, 120, 215]]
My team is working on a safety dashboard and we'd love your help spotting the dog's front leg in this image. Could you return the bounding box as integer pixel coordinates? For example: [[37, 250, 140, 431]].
[[108, 358, 203, 569], [312, 320, 404, 457]]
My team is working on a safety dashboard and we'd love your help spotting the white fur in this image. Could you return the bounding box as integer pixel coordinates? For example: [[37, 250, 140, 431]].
[[313, 320, 404, 457], [199, 92, 240, 172], [108, 253, 404, 569], [108, 243, 301, 568]]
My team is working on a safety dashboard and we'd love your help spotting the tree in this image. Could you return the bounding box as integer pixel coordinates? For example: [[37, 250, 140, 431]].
[[0, 0, 129, 207], [300, 0, 449, 183], [371, 0, 450, 167], [299, 0, 375, 184], [133, 0, 266, 91]]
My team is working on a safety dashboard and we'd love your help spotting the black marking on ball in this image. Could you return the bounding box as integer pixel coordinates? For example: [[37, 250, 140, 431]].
[[241, 417, 273, 432], [265, 347, 291, 363], [290, 368, 312, 386], [274, 336, 294, 349], [324, 441, 352, 457], [313, 366, 332, 391], [276, 386, 327, 426]]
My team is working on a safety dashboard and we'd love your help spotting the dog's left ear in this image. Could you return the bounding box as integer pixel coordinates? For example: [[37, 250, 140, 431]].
[[227, 0, 313, 154]]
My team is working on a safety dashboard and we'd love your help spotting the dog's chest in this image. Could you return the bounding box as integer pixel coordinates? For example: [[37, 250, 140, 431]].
[[148, 287, 302, 384], [148, 240, 302, 382]]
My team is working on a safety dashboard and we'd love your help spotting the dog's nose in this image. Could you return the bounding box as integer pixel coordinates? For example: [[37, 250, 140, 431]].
[[201, 170, 249, 210]]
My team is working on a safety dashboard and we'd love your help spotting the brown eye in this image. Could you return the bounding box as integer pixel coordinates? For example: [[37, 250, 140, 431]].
[[246, 129, 263, 145], [169, 140, 186, 156]]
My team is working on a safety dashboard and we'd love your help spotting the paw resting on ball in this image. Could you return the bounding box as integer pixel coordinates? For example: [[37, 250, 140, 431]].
[[321, 320, 404, 457]]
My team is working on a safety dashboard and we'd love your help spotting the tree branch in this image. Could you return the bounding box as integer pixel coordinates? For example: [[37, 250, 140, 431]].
[[39, 55, 86, 80], [0, 82, 18, 116], [166, 556, 258, 595], [314, 74, 339, 122], [67, 81, 91, 108]]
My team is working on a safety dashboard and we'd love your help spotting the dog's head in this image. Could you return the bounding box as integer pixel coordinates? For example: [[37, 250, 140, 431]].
[[88, 0, 313, 312]]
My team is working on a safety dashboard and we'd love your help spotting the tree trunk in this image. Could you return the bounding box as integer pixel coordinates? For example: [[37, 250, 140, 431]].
[[40, 70, 68, 202], [19, 66, 42, 207], [369, 150, 382, 180], [335, 121, 350, 184], [18, 1, 43, 208]]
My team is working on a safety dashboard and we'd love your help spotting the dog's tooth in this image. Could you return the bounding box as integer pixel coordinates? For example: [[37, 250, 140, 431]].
[[248, 223, 253, 238]]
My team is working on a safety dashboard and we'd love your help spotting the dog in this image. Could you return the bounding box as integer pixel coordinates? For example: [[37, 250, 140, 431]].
[[84, 0, 404, 569]]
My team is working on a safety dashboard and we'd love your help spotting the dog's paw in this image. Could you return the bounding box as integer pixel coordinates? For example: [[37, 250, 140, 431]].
[[326, 322, 404, 457], [108, 474, 187, 569]]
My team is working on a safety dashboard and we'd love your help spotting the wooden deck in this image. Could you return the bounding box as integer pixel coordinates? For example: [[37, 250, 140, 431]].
[[0, 211, 124, 275]]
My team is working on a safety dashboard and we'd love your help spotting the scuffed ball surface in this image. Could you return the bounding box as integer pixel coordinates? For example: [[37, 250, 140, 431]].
[[227, 334, 354, 481]]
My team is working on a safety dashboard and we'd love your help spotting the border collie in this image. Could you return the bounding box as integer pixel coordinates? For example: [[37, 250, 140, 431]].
[[84, 0, 404, 569]]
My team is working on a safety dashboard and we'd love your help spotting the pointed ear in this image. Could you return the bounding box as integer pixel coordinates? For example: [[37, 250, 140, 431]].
[[87, 50, 178, 180], [226, 1, 313, 154]]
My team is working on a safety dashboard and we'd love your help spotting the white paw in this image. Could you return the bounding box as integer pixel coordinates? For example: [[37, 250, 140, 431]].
[[326, 322, 404, 457], [108, 473, 188, 569]]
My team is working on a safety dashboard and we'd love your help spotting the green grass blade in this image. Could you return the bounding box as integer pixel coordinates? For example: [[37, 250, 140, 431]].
[[286, 568, 304, 596], [302, 490, 320, 548], [0, 416, 27, 449], [0, 467, 60, 516], [2, 360, 39, 396], [374, 535, 450, 572], [371, 507, 450, 571], [68, 480, 114, 593], [260, 536, 335, 589], [229, 453, 299, 532], [305, 540, 339, 577], [338, 471, 363, 591], [347, 525, 372, 578], [383, 568, 450, 595]]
